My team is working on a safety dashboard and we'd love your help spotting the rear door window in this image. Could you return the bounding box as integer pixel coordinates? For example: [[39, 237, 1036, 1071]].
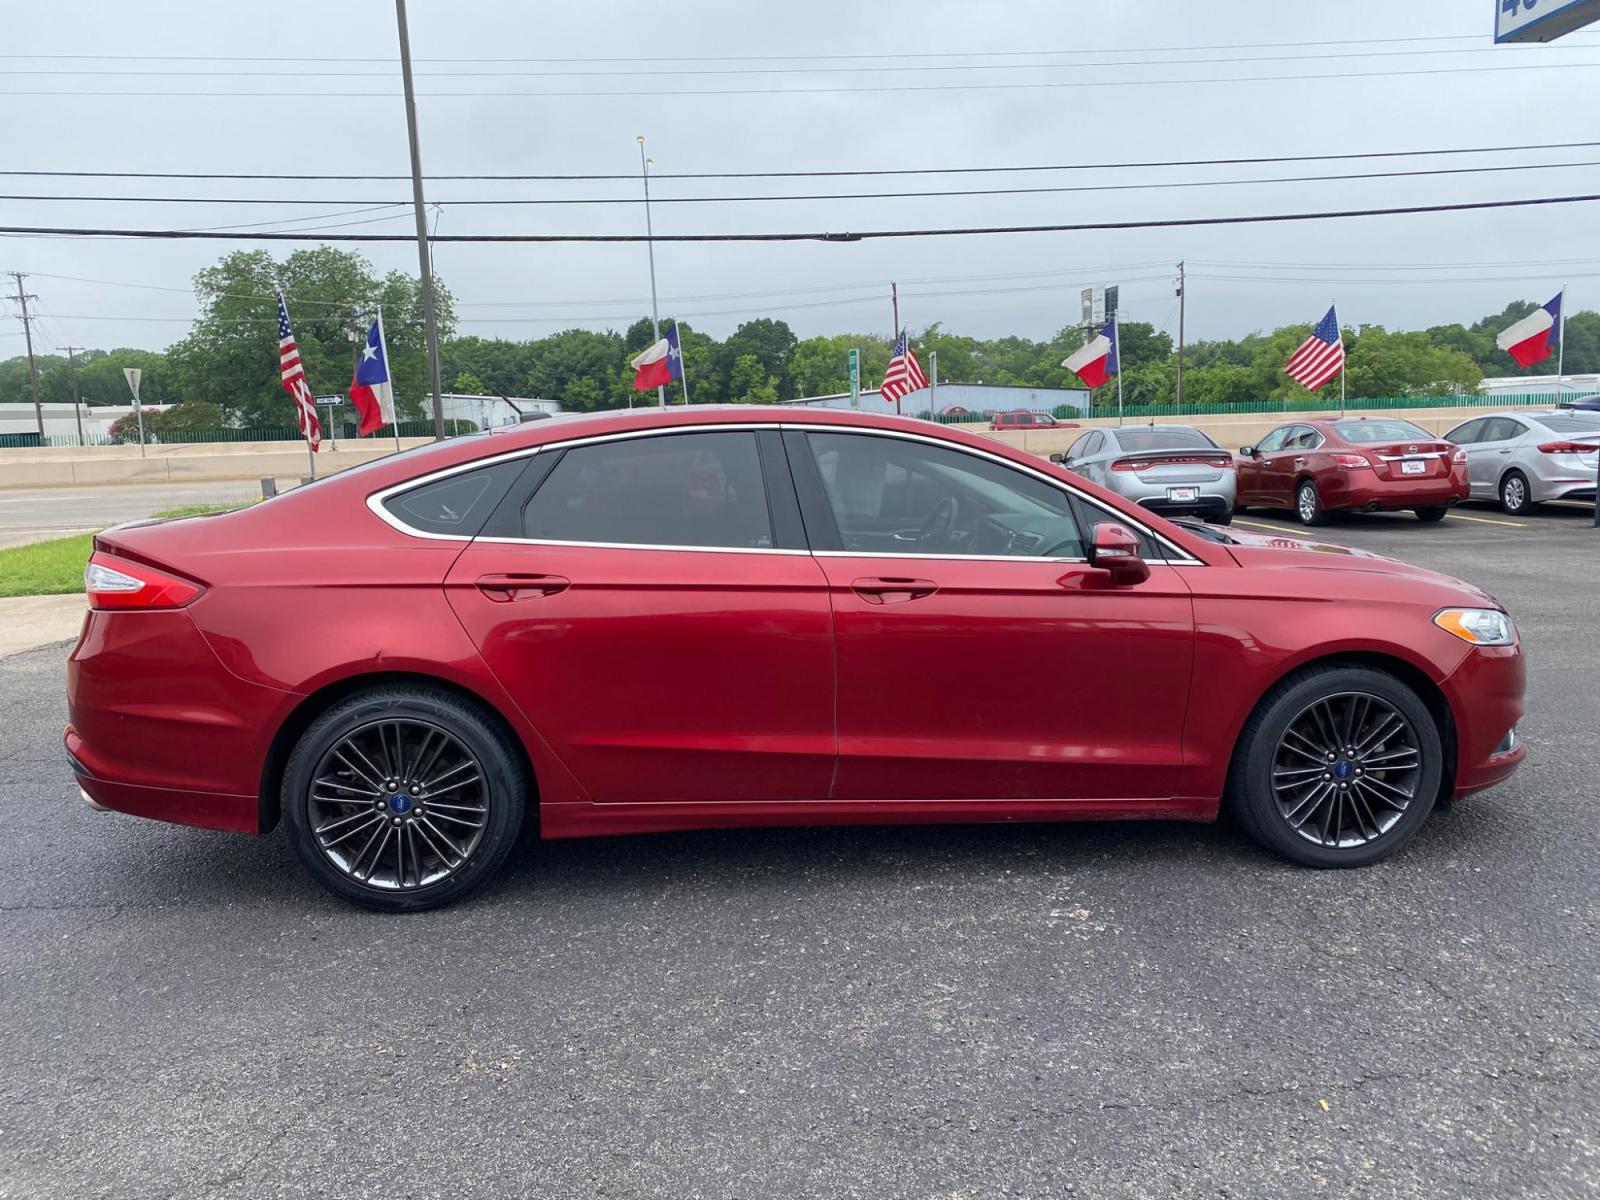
[[522, 431, 775, 550]]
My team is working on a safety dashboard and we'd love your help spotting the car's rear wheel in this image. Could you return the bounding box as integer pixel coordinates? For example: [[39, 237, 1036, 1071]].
[[1413, 506, 1449, 523], [1499, 470, 1537, 516], [283, 686, 527, 912], [1295, 479, 1329, 526], [1226, 666, 1442, 867], [1210, 509, 1234, 526]]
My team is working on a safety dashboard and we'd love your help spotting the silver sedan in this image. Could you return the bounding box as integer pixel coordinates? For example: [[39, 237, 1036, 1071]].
[[1052, 424, 1237, 524], [1442, 409, 1600, 515]]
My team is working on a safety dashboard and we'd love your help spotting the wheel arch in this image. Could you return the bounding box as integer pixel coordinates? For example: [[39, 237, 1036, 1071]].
[[258, 670, 537, 835], [1226, 650, 1458, 806]]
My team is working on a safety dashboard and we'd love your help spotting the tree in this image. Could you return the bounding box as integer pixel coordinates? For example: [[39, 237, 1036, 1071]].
[[727, 353, 778, 403], [718, 318, 798, 398], [524, 328, 628, 411], [790, 333, 891, 397], [165, 248, 453, 426]]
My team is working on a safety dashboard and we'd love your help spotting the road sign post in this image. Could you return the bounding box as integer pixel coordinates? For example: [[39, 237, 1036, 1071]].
[[123, 367, 145, 458], [848, 348, 860, 409]]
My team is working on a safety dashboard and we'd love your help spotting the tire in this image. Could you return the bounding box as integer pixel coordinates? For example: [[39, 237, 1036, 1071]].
[[1413, 506, 1449, 523], [1499, 470, 1537, 516], [1225, 665, 1442, 868], [1210, 509, 1235, 527], [283, 686, 528, 912], [1295, 478, 1329, 527]]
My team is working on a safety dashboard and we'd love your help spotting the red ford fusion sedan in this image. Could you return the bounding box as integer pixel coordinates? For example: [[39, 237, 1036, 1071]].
[[1235, 417, 1470, 526], [65, 407, 1525, 911]]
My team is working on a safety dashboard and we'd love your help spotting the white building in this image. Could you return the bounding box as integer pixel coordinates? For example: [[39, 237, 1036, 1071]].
[[438, 393, 560, 430], [1478, 374, 1600, 399], [0, 402, 171, 444], [783, 382, 1091, 418]]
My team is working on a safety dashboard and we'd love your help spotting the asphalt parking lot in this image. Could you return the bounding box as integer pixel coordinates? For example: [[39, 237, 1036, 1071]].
[[1, 501, 1596, 1199]]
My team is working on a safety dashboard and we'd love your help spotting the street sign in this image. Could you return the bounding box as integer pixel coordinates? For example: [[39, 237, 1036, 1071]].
[[848, 348, 860, 408], [314, 393, 346, 407], [123, 367, 142, 409], [1495, 0, 1600, 41]]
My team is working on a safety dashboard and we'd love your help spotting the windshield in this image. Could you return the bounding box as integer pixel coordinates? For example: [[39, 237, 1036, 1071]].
[[1331, 419, 1431, 444]]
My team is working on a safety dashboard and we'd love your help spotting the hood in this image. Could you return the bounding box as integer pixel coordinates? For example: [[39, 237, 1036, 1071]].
[[1220, 530, 1496, 606]]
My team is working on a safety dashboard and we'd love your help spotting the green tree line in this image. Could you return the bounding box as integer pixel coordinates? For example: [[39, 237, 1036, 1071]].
[[5, 249, 1596, 429]]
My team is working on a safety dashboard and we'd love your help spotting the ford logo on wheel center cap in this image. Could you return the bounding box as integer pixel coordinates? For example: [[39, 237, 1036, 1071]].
[[390, 793, 414, 814], [1333, 761, 1354, 781]]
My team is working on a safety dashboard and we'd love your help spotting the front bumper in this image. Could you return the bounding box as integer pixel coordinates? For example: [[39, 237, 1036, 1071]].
[[1440, 643, 1527, 799]]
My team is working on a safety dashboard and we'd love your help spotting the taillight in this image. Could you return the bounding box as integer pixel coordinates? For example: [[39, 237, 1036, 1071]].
[[1110, 455, 1232, 471], [84, 552, 204, 610], [1451, 447, 1468, 464], [1537, 441, 1597, 455], [1332, 454, 1371, 469]]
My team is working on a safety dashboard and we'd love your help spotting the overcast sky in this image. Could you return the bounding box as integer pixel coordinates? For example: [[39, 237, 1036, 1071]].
[[5, 0, 1600, 359]]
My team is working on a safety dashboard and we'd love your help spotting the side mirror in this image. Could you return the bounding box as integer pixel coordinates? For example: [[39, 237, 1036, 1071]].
[[1049, 452, 1067, 464], [1088, 521, 1150, 585], [1239, 445, 1259, 458]]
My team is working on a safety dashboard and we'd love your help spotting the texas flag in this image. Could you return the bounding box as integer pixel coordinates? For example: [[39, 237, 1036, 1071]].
[[1497, 293, 1563, 368], [349, 315, 396, 435], [631, 324, 684, 391], [1062, 319, 1119, 388]]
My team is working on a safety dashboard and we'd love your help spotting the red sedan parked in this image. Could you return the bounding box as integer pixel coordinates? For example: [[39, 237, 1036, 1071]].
[[1235, 417, 1469, 525], [66, 407, 1524, 910]]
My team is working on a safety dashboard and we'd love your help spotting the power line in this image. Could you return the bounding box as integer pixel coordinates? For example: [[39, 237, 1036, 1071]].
[[8, 140, 1597, 182], [0, 34, 1561, 65], [8, 158, 1600, 210], [6, 45, 1586, 79], [5, 192, 1600, 244], [5, 59, 1595, 99]]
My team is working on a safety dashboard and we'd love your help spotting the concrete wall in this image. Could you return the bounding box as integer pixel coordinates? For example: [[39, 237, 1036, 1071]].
[[0, 406, 1515, 490]]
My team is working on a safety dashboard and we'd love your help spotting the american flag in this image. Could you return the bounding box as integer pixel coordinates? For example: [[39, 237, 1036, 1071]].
[[276, 291, 322, 450], [879, 329, 929, 405], [1283, 304, 1345, 392]]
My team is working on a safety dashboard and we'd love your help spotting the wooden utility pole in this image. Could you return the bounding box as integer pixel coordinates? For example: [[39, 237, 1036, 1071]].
[[394, 0, 447, 441], [1175, 260, 1186, 418], [7, 272, 43, 438], [62, 345, 85, 446], [890, 281, 901, 415]]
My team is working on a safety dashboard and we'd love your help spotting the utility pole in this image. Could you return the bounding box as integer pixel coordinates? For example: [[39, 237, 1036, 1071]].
[[7, 272, 44, 438], [393, 0, 446, 441], [1175, 260, 1186, 419], [62, 345, 85, 446], [890, 281, 901, 416]]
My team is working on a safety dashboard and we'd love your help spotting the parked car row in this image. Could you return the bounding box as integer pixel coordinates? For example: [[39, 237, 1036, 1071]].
[[1053, 410, 1599, 526]]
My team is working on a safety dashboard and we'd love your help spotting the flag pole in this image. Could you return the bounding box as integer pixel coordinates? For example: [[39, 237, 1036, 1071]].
[[637, 136, 665, 409], [675, 323, 691, 405], [1114, 309, 1124, 425], [1557, 283, 1567, 385], [1336, 299, 1345, 418], [377, 305, 401, 451]]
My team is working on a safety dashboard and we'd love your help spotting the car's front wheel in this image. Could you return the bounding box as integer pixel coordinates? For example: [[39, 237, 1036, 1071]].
[[1226, 666, 1442, 867], [283, 686, 528, 912]]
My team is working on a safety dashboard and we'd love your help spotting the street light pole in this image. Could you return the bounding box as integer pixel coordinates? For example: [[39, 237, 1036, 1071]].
[[638, 136, 665, 409], [393, 0, 447, 441]]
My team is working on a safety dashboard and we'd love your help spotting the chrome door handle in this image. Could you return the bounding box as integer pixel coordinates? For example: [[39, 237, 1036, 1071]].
[[1498, 449, 1511, 454]]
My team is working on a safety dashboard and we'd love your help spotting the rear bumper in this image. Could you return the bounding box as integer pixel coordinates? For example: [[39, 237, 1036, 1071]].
[[65, 608, 291, 833], [1136, 494, 1232, 520], [1322, 468, 1469, 512], [1440, 643, 1527, 800]]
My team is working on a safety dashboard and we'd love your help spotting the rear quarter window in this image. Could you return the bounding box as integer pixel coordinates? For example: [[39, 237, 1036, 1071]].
[[381, 458, 528, 537]]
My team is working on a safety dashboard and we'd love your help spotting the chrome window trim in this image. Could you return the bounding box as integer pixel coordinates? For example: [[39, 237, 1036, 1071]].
[[365, 420, 1204, 564]]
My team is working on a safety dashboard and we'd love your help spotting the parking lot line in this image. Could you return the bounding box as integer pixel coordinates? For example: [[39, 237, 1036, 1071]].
[[1447, 512, 1525, 527], [1232, 518, 1302, 533]]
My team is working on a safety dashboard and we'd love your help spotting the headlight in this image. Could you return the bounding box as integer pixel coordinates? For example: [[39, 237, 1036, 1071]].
[[1434, 608, 1516, 646]]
